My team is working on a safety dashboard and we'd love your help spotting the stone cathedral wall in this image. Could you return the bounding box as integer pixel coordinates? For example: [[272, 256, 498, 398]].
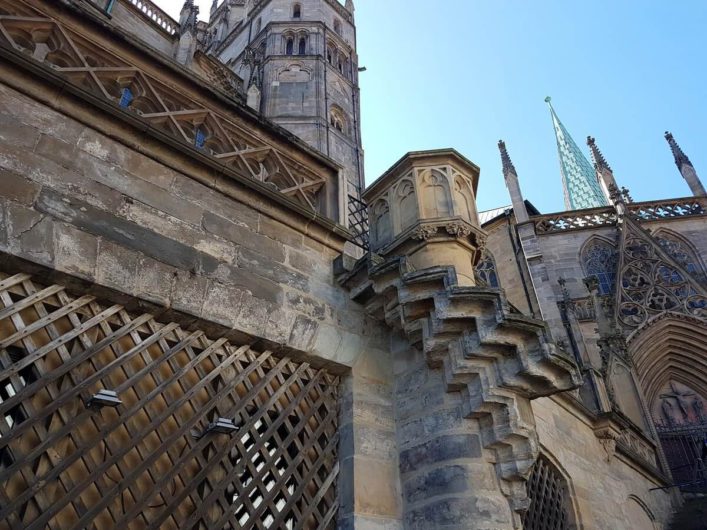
[[0, 78, 403, 527]]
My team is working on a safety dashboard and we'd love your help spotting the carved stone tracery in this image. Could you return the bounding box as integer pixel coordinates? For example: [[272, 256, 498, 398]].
[[616, 219, 707, 330]]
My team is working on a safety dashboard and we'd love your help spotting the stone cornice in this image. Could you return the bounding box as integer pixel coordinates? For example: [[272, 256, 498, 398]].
[[339, 255, 581, 515]]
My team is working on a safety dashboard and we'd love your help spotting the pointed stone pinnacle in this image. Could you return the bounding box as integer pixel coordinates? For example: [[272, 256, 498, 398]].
[[665, 131, 693, 169], [587, 136, 612, 173], [498, 140, 517, 176]]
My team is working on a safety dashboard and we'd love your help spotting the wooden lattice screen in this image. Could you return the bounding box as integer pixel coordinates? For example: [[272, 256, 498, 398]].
[[0, 272, 339, 530], [522, 455, 570, 530]]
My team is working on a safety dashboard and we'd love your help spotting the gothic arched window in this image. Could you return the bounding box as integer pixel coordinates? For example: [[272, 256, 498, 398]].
[[119, 87, 133, 108], [581, 238, 618, 295], [523, 455, 571, 530], [298, 36, 306, 55], [285, 37, 294, 55], [475, 252, 499, 288], [654, 230, 705, 280], [292, 3, 301, 18], [194, 126, 206, 149]]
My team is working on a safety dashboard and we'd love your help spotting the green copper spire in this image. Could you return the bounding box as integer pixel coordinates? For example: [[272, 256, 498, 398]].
[[545, 97, 609, 210]]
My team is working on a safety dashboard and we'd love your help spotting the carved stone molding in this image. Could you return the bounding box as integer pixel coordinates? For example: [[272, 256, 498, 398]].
[[348, 257, 581, 516], [445, 221, 472, 238], [411, 224, 438, 241]]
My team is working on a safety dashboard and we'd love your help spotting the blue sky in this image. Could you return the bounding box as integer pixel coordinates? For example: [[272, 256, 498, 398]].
[[160, 0, 706, 212]]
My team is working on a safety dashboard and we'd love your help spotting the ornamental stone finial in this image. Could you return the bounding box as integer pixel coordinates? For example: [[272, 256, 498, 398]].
[[665, 131, 692, 169], [665, 131, 705, 197], [498, 140, 529, 224], [587, 136, 612, 173], [498, 140, 517, 176]]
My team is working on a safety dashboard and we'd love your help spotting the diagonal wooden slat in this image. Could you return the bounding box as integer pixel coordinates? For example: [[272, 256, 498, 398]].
[[0, 269, 340, 530]]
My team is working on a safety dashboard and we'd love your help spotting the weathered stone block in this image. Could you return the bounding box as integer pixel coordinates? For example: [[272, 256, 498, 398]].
[[202, 280, 245, 328], [259, 215, 303, 247], [95, 239, 140, 293], [0, 113, 40, 149], [170, 269, 208, 318], [288, 314, 318, 351], [353, 423, 397, 460], [34, 133, 76, 169], [399, 434, 481, 474], [202, 211, 285, 262], [134, 256, 176, 308], [238, 247, 308, 291], [286, 291, 326, 320], [403, 465, 471, 505], [35, 188, 217, 274], [354, 457, 401, 518], [72, 150, 203, 225], [171, 174, 259, 229], [0, 168, 41, 205], [54, 222, 98, 280]]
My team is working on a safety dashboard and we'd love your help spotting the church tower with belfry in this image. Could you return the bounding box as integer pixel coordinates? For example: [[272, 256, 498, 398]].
[[202, 0, 365, 197]]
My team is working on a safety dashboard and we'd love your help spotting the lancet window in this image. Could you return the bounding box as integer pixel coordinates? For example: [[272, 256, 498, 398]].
[[285, 37, 294, 55], [298, 36, 307, 55], [119, 87, 133, 108], [654, 230, 705, 279], [581, 238, 618, 295], [292, 3, 301, 18], [475, 251, 499, 288], [194, 126, 206, 149]]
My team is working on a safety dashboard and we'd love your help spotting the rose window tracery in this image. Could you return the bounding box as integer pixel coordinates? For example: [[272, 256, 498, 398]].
[[617, 225, 707, 329]]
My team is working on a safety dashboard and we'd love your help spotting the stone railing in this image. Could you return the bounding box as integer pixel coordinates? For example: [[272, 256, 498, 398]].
[[124, 0, 178, 35], [535, 206, 617, 234], [627, 196, 707, 222], [0, 1, 337, 219]]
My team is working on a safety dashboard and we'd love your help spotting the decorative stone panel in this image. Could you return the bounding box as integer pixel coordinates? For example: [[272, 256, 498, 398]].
[[363, 150, 485, 286]]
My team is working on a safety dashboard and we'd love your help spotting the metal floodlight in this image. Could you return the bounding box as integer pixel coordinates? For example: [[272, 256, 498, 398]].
[[195, 418, 240, 439], [86, 389, 122, 409]]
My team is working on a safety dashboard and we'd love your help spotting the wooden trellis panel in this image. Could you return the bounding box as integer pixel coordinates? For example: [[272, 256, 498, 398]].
[[0, 272, 339, 530]]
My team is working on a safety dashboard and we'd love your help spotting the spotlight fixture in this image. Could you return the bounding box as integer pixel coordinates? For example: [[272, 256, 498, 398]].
[[194, 418, 240, 439], [86, 389, 122, 409]]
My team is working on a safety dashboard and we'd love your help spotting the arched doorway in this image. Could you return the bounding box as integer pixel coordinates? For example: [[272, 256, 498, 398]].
[[628, 314, 707, 490]]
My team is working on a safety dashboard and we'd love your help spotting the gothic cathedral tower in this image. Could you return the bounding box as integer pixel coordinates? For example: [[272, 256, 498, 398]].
[[205, 0, 364, 196]]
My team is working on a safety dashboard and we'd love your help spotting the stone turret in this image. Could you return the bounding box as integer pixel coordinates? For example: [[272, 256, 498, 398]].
[[341, 149, 580, 528], [665, 131, 705, 196], [175, 0, 199, 65], [362, 149, 485, 285]]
